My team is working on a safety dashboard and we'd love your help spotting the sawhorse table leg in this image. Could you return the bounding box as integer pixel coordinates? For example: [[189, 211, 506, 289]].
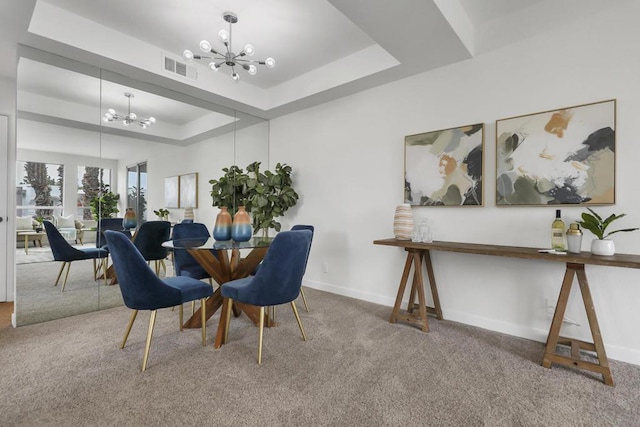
[[542, 262, 614, 386], [389, 249, 443, 332]]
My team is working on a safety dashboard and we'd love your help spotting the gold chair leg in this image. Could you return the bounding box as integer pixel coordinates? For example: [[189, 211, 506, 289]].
[[160, 259, 167, 276], [191, 300, 195, 316], [142, 310, 157, 372], [223, 298, 233, 344], [179, 304, 183, 331], [201, 298, 207, 347], [121, 309, 138, 349], [92, 259, 97, 280], [54, 262, 66, 287], [103, 257, 108, 286], [61, 262, 72, 292], [300, 288, 310, 312], [291, 301, 307, 341], [258, 306, 265, 365]]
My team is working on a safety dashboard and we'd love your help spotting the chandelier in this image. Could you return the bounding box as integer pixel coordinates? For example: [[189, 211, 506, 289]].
[[102, 92, 156, 128], [183, 11, 275, 82]]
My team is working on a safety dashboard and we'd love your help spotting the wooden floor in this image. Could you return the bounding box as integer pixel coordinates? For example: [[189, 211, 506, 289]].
[[0, 302, 13, 328]]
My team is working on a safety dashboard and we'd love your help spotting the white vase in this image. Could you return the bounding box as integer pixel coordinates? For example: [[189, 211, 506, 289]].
[[591, 239, 615, 256], [393, 204, 413, 240], [183, 206, 194, 221]]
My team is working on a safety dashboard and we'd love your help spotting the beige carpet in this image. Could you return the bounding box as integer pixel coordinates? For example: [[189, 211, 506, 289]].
[[1, 288, 640, 426], [15, 259, 124, 326]]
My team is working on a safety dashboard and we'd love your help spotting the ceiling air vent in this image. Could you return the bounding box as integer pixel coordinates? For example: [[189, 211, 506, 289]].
[[162, 54, 197, 80]]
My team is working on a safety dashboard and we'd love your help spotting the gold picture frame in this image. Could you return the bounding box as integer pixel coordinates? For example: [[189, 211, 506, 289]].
[[164, 176, 179, 208], [179, 172, 198, 208], [496, 99, 616, 206], [405, 123, 484, 206]]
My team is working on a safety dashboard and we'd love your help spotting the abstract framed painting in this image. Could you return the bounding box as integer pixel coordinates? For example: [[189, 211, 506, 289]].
[[496, 99, 615, 206], [164, 176, 179, 208], [405, 123, 484, 206], [179, 172, 198, 208]]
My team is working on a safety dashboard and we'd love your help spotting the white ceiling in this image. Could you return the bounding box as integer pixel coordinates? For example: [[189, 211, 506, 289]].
[[0, 0, 613, 158]]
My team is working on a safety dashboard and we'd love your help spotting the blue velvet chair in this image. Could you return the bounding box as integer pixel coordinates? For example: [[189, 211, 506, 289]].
[[291, 224, 314, 312], [96, 217, 130, 250], [257, 224, 315, 317], [133, 221, 171, 275], [221, 229, 312, 364], [171, 222, 213, 283], [105, 230, 214, 371], [43, 220, 109, 292]]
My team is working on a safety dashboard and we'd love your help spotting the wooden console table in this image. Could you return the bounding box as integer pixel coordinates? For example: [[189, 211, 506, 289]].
[[373, 238, 640, 386]]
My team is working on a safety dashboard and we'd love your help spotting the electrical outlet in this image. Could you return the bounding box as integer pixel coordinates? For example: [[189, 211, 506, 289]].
[[545, 298, 581, 326], [322, 262, 329, 273]]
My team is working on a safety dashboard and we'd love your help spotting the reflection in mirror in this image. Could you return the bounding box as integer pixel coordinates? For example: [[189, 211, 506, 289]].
[[16, 56, 102, 325], [14, 49, 269, 326]]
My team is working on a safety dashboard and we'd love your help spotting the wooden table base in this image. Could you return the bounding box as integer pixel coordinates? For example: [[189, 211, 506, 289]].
[[389, 249, 443, 332], [542, 263, 613, 386], [178, 245, 272, 348]]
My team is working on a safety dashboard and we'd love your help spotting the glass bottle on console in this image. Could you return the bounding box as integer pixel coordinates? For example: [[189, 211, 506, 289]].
[[551, 209, 566, 251]]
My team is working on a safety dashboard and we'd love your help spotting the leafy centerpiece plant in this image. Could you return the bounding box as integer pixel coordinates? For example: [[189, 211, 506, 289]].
[[89, 184, 120, 220], [246, 161, 299, 237], [210, 162, 299, 238], [578, 208, 638, 255]]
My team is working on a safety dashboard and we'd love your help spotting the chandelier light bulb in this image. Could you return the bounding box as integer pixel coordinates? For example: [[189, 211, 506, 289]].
[[243, 44, 255, 56], [199, 40, 211, 52], [218, 29, 229, 43], [184, 12, 275, 82], [103, 92, 155, 129]]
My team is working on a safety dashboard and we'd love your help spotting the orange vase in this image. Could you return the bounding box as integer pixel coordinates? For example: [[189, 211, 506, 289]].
[[213, 207, 232, 240], [231, 206, 252, 242]]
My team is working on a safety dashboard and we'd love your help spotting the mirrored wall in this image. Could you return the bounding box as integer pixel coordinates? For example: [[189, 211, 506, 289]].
[[14, 47, 269, 325]]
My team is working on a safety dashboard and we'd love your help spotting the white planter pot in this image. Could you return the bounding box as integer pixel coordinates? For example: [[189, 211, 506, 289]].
[[591, 239, 615, 256]]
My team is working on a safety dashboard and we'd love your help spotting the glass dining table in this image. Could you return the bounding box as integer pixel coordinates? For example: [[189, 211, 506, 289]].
[[163, 236, 273, 348]]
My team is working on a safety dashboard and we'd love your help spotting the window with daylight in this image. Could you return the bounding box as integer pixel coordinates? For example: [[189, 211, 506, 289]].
[[16, 160, 64, 218], [127, 162, 147, 222], [77, 166, 111, 220]]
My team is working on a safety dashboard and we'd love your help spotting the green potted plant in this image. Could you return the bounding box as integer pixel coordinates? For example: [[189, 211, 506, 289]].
[[153, 208, 170, 221], [34, 216, 44, 232], [89, 184, 120, 220], [578, 208, 638, 255], [246, 161, 299, 237], [209, 165, 251, 217]]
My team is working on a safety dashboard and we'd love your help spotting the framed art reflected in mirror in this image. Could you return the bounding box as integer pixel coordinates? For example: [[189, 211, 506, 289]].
[[164, 176, 179, 208], [179, 172, 198, 208]]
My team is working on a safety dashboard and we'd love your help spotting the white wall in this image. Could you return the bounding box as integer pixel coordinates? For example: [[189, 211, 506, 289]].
[[1, 76, 17, 303], [269, 2, 640, 365]]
